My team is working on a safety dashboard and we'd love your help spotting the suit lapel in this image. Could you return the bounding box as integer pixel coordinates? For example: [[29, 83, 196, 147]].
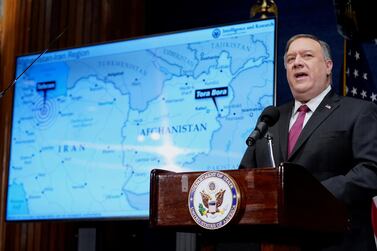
[[288, 91, 341, 160], [277, 102, 294, 161]]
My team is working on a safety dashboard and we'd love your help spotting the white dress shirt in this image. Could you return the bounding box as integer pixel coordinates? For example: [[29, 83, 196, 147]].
[[289, 85, 332, 130]]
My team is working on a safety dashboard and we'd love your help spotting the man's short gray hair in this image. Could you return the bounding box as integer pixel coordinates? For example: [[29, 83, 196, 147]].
[[283, 34, 332, 66]]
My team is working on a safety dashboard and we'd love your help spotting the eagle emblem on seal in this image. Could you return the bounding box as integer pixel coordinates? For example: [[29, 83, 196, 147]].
[[199, 186, 225, 216]]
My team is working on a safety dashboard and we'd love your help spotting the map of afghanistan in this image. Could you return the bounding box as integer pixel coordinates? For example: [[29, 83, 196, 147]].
[[7, 29, 274, 220]]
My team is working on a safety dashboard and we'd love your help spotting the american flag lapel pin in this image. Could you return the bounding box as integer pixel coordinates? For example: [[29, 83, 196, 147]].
[[325, 104, 331, 109]]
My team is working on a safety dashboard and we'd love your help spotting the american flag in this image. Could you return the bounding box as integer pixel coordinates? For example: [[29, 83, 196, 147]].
[[343, 38, 377, 248], [343, 39, 377, 103]]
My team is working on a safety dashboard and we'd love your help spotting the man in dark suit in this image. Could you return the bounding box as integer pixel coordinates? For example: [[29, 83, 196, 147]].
[[240, 34, 377, 250]]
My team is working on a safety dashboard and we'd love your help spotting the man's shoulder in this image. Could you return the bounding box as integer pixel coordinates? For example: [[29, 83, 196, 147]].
[[338, 95, 377, 110]]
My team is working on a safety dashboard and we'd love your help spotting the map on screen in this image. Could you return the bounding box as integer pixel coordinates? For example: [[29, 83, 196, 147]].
[[6, 18, 276, 220]]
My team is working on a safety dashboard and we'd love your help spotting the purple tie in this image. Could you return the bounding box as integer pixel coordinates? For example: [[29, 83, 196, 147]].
[[288, 105, 310, 156]]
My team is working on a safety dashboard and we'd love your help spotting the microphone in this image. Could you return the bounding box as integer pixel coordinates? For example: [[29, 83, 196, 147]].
[[0, 27, 67, 99], [246, 106, 280, 146]]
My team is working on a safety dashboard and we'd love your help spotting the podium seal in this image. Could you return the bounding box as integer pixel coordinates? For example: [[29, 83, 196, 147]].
[[188, 171, 241, 230]]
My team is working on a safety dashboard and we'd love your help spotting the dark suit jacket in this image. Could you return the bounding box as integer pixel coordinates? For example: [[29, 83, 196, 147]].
[[240, 91, 377, 251]]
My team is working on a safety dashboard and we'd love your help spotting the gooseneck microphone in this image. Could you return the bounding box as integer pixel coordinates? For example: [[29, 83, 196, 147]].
[[246, 106, 280, 146], [0, 27, 67, 99]]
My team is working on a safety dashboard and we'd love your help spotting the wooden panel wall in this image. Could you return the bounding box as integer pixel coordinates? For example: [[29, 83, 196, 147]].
[[0, 0, 145, 250]]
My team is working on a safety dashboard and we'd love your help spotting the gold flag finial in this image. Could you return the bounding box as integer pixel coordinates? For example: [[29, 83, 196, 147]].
[[250, 0, 278, 19]]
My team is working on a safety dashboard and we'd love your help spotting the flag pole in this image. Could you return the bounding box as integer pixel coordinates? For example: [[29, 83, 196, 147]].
[[343, 39, 347, 96]]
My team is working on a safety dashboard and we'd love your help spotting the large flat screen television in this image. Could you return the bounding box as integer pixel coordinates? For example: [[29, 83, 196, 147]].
[[6, 18, 276, 221]]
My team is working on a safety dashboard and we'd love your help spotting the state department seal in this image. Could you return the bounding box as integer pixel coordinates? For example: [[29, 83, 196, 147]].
[[188, 171, 241, 230], [212, 28, 221, 39]]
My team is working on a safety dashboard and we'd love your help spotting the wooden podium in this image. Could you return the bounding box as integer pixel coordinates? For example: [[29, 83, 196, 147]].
[[149, 163, 348, 251]]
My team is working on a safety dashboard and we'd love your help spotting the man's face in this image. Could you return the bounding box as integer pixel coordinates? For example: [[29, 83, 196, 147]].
[[285, 37, 333, 102]]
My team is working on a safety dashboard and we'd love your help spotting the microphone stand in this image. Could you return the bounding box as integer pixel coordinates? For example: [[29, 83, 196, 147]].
[[265, 133, 276, 168]]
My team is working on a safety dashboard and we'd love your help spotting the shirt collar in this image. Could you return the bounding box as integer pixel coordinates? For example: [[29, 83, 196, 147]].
[[293, 85, 331, 114]]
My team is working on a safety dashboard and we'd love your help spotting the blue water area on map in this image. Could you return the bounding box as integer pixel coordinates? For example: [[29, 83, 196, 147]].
[[6, 182, 30, 216]]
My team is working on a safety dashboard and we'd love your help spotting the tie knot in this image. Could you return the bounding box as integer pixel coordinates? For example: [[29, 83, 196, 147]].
[[298, 104, 309, 113]]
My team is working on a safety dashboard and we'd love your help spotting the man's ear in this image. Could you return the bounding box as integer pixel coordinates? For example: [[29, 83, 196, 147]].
[[326, 59, 333, 75]]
